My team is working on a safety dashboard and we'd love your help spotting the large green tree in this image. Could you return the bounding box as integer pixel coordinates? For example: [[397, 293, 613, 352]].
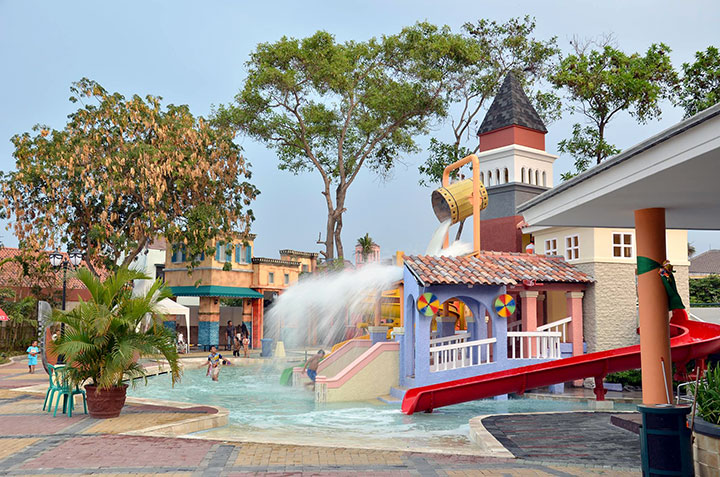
[[215, 24, 477, 260], [551, 43, 677, 180], [2, 79, 259, 275], [690, 275, 720, 304], [675, 46, 720, 118], [418, 16, 561, 185]]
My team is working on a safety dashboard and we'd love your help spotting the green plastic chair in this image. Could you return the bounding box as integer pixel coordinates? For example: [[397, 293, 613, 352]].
[[42, 364, 64, 411], [51, 367, 87, 418]]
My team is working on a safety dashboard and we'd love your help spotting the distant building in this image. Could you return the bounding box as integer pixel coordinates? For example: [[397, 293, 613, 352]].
[[690, 249, 720, 278], [161, 237, 317, 349], [355, 243, 380, 266]]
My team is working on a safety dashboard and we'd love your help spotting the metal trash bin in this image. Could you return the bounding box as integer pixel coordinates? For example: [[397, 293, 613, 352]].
[[260, 338, 274, 358], [638, 404, 693, 476]]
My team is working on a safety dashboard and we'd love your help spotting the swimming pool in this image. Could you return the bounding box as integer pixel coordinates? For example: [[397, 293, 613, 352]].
[[130, 362, 634, 453]]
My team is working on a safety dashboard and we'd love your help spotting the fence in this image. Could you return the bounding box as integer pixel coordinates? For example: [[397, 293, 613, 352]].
[[429, 337, 496, 372]]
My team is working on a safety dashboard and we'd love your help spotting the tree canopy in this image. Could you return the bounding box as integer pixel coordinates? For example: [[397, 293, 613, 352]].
[[356, 233, 377, 260], [551, 43, 677, 180], [215, 23, 478, 260], [2, 79, 259, 275], [417, 16, 561, 186], [690, 275, 720, 304], [675, 46, 720, 118]]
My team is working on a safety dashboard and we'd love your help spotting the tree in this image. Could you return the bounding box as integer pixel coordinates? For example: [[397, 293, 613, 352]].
[[690, 275, 720, 304], [675, 46, 720, 118], [551, 43, 677, 180], [418, 16, 561, 185], [2, 79, 259, 275], [356, 233, 377, 261], [215, 24, 477, 260]]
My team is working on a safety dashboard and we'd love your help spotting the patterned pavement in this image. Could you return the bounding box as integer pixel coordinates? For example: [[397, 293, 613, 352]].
[[0, 357, 640, 476]]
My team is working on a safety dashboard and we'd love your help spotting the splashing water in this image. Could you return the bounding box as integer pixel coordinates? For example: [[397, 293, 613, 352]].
[[265, 263, 403, 347], [267, 219, 472, 347]]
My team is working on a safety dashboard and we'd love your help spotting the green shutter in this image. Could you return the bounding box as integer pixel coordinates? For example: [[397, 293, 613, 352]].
[[246, 245, 252, 263], [215, 243, 222, 261], [235, 245, 241, 263]]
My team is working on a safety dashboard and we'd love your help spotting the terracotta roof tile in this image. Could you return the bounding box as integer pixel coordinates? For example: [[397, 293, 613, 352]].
[[0, 247, 104, 290], [404, 251, 592, 286]]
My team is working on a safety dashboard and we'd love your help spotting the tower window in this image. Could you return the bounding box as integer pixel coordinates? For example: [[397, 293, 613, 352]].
[[545, 239, 558, 255]]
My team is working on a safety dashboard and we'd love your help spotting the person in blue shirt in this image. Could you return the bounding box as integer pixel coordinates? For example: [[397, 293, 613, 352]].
[[206, 346, 232, 381], [26, 340, 39, 374]]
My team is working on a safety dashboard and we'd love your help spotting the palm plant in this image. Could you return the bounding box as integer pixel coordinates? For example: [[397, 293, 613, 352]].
[[693, 363, 720, 425], [357, 233, 376, 262], [52, 266, 180, 390]]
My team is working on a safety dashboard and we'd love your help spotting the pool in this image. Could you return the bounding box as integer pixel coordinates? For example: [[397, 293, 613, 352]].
[[130, 363, 634, 453]]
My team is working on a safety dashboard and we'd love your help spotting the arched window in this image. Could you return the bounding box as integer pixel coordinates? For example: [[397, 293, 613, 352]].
[[480, 172, 484, 184], [488, 170, 493, 185], [535, 170, 540, 185], [542, 171, 547, 187], [495, 169, 501, 184], [504, 168, 509, 183], [521, 167, 526, 183], [528, 168, 534, 185]]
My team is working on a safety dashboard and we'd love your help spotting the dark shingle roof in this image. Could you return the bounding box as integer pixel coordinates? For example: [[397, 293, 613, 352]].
[[690, 250, 720, 275], [477, 72, 547, 135], [404, 252, 592, 287]]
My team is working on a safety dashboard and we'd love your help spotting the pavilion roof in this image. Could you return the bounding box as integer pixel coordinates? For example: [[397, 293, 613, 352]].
[[404, 251, 592, 287]]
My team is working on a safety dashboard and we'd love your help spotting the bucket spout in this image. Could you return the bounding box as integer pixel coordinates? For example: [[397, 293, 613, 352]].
[[431, 178, 488, 225]]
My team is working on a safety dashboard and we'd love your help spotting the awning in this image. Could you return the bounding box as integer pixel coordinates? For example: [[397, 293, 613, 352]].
[[169, 285, 264, 299], [155, 298, 190, 343]]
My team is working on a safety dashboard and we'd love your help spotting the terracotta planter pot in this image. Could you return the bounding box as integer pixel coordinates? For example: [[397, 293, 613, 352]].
[[693, 416, 720, 476], [85, 384, 128, 419]]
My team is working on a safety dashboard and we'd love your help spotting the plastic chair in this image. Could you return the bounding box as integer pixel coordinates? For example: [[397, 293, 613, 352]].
[[42, 364, 64, 411], [51, 367, 87, 418]]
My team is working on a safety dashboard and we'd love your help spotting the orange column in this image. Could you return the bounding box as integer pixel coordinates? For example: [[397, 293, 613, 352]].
[[251, 298, 264, 349], [635, 208, 672, 405], [565, 291, 584, 356]]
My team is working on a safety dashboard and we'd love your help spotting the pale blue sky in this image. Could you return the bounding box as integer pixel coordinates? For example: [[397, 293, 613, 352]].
[[1, 0, 719, 259]]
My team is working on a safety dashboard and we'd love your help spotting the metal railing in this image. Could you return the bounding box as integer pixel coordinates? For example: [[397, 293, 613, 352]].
[[429, 337, 496, 372]]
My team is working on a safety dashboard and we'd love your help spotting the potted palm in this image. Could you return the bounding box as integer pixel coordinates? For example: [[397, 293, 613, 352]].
[[691, 363, 720, 475], [52, 266, 180, 418]]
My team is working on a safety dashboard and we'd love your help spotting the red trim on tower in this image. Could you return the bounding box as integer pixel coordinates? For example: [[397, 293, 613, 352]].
[[478, 125, 545, 152]]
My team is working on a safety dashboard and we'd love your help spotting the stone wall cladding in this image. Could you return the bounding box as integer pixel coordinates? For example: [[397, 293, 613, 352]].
[[675, 265, 690, 310], [575, 262, 639, 353]]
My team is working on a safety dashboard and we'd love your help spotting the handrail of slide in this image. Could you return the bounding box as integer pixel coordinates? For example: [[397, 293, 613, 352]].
[[402, 311, 720, 414]]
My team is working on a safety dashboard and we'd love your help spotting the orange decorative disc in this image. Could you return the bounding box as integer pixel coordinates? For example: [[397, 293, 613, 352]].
[[417, 293, 440, 317]]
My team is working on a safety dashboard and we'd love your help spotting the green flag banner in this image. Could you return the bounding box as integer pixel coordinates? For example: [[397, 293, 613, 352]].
[[636, 256, 685, 311]]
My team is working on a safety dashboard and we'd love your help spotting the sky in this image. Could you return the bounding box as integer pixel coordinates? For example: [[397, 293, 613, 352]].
[[1, 0, 719, 260]]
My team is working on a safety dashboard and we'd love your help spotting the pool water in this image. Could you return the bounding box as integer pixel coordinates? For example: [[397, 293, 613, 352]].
[[130, 363, 633, 453]]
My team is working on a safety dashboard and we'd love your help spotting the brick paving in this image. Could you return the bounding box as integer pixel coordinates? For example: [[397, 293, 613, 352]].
[[0, 357, 640, 476]]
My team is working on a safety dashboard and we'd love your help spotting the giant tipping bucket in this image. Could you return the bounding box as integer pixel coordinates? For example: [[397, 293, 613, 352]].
[[431, 178, 488, 224]]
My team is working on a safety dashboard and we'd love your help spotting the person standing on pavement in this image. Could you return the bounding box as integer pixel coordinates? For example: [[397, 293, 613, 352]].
[[26, 340, 39, 374]]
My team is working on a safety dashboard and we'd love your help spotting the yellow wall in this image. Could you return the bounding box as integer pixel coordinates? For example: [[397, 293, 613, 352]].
[[319, 347, 399, 402], [533, 227, 688, 266], [544, 290, 567, 323], [252, 263, 300, 288]]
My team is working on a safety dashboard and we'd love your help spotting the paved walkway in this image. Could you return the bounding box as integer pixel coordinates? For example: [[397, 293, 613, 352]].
[[0, 357, 640, 476]]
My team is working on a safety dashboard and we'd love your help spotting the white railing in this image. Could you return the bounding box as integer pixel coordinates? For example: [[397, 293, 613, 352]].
[[429, 331, 469, 348], [508, 320, 522, 332], [430, 337, 496, 372], [507, 331, 561, 360], [537, 316, 572, 342]]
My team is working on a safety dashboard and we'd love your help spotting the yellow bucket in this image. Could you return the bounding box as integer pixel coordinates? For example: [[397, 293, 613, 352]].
[[431, 179, 488, 224]]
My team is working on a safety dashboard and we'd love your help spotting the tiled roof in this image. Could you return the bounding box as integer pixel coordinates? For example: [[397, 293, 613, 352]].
[[404, 252, 592, 286], [690, 249, 720, 275], [0, 247, 100, 289], [477, 72, 548, 135]]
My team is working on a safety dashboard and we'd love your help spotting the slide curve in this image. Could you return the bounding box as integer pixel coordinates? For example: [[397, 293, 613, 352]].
[[402, 310, 720, 414]]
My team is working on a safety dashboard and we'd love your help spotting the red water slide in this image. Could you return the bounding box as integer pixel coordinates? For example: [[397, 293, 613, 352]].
[[402, 311, 720, 415]]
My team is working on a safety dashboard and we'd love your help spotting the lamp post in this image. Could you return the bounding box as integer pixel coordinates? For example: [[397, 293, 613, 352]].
[[50, 250, 83, 364]]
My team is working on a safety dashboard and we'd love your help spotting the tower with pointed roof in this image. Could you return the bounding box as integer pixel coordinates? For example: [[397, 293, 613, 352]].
[[475, 73, 558, 252]]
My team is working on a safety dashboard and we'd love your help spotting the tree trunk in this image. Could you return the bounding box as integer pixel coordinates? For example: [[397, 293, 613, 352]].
[[596, 122, 606, 165], [323, 213, 335, 261], [334, 215, 344, 260]]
